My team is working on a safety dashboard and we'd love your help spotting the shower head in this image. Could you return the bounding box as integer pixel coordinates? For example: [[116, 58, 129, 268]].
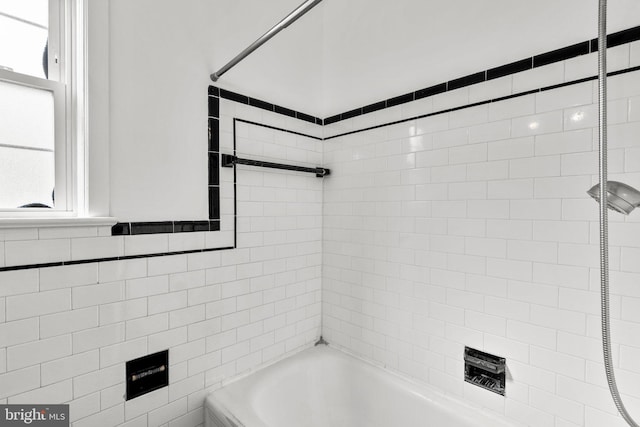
[[587, 181, 640, 215]]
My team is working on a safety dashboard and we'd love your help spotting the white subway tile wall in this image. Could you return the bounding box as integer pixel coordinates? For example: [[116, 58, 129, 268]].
[[1, 42, 639, 426], [0, 106, 322, 426], [323, 57, 640, 426]]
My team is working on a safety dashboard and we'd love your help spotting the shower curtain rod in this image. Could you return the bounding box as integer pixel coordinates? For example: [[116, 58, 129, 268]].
[[210, 0, 324, 82]]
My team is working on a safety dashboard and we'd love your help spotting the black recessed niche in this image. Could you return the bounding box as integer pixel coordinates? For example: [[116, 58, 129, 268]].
[[126, 350, 169, 401]]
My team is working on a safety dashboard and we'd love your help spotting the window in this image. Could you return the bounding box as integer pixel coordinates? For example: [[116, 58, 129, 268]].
[[0, 0, 80, 214]]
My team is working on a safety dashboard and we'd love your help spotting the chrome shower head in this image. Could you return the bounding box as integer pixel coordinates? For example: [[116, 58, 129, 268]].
[[587, 181, 640, 215]]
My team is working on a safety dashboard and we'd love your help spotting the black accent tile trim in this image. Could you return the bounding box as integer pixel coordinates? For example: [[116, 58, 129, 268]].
[[208, 86, 219, 97], [208, 87, 222, 239], [609, 26, 640, 48], [296, 111, 317, 124], [249, 97, 274, 112], [219, 89, 249, 105], [174, 221, 210, 233], [274, 105, 297, 118], [341, 107, 363, 120], [131, 222, 174, 235], [363, 100, 387, 114], [112, 219, 224, 236], [212, 86, 323, 125], [323, 114, 341, 125], [208, 96, 219, 118], [209, 153, 220, 185], [592, 26, 640, 51], [487, 58, 532, 80], [533, 41, 590, 68], [208, 118, 219, 152], [387, 92, 414, 107], [209, 186, 220, 220], [415, 83, 447, 100], [448, 71, 486, 91]]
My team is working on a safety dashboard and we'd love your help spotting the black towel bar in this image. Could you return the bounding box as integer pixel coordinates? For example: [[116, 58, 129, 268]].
[[221, 154, 330, 178]]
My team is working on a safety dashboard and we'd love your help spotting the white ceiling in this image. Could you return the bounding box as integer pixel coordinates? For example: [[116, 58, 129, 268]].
[[212, 0, 640, 118]]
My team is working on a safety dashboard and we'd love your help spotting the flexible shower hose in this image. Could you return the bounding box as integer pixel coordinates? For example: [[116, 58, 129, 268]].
[[598, 0, 639, 425]]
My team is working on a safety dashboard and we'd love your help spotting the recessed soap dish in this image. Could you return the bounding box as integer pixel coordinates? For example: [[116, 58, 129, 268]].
[[464, 347, 505, 396]]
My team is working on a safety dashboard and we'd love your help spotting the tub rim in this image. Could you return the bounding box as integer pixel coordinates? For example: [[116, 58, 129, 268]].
[[205, 344, 517, 427]]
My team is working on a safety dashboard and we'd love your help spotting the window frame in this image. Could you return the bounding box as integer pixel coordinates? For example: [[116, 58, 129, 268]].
[[0, 0, 80, 217]]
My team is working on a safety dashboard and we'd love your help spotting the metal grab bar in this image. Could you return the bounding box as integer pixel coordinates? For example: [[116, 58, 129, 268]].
[[221, 154, 330, 178], [210, 0, 324, 82]]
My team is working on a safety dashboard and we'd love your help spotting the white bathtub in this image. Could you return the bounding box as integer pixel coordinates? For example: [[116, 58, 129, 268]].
[[205, 345, 515, 427]]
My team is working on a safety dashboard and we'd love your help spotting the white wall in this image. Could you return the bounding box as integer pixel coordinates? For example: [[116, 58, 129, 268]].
[[322, 40, 640, 427], [108, 0, 323, 221], [0, 101, 323, 427]]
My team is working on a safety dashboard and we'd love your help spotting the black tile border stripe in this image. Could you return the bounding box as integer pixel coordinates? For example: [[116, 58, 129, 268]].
[[0, 246, 236, 273], [322, 25, 640, 126], [112, 220, 222, 236], [533, 41, 590, 68], [448, 71, 486, 91], [218, 88, 324, 125], [324, 65, 640, 141], [487, 58, 532, 81], [208, 91, 221, 222]]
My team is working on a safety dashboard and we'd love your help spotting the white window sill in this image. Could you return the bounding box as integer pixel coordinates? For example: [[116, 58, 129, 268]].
[[0, 217, 118, 229]]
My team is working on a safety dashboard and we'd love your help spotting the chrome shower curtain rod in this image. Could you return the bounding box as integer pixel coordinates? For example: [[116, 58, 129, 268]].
[[210, 0, 324, 82]]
